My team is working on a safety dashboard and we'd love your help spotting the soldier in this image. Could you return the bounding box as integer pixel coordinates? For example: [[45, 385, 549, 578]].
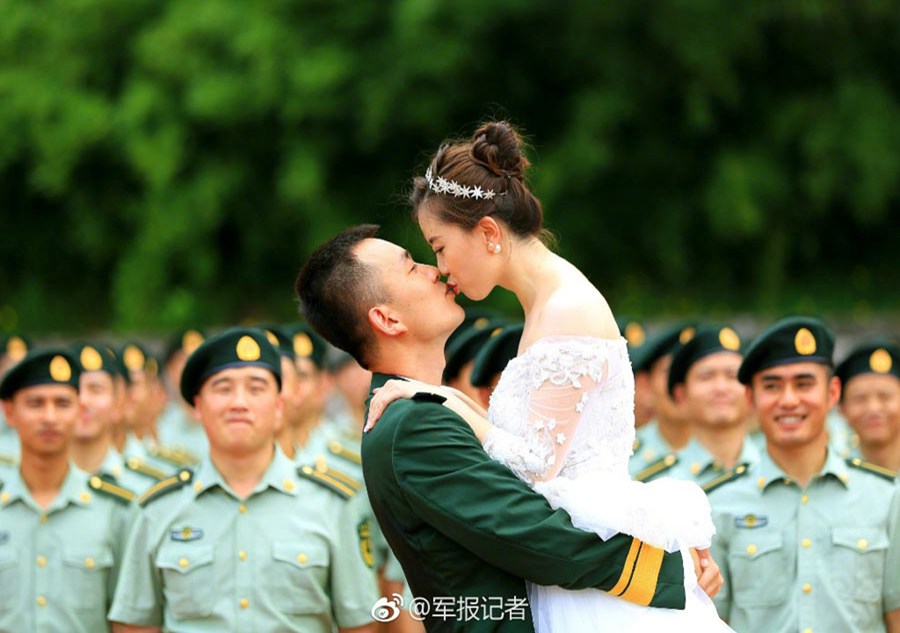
[[70, 343, 157, 493], [155, 329, 206, 463], [468, 323, 524, 409], [0, 334, 29, 468], [109, 327, 379, 633], [707, 317, 900, 632], [629, 323, 696, 481], [0, 348, 137, 632], [667, 326, 759, 485], [836, 341, 900, 475]]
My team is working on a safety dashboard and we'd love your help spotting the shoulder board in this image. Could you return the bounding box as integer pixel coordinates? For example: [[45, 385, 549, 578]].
[[125, 457, 168, 481], [702, 463, 751, 494], [0, 452, 17, 466], [313, 456, 362, 492], [298, 464, 355, 500], [138, 469, 193, 507], [89, 474, 136, 504], [847, 458, 897, 482], [634, 454, 678, 482], [328, 440, 362, 466], [149, 444, 199, 467]]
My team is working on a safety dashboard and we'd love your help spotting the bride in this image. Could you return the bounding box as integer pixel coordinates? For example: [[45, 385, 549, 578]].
[[367, 121, 732, 631]]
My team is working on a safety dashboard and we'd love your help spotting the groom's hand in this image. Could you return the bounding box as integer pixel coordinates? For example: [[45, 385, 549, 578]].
[[691, 548, 723, 599]]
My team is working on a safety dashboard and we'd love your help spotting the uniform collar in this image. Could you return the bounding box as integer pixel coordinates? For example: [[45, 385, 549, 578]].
[[758, 447, 849, 491], [680, 437, 762, 478], [191, 444, 299, 499], [99, 448, 125, 481], [0, 463, 93, 511]]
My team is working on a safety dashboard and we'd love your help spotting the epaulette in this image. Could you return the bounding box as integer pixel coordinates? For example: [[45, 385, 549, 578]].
[[0, 452, 17, 466], [634, 454, 678, 482], [702, 463, 750, 494], [847, 457, 897, 482], [313, 455, 363, 493], [328, 440, 362, 466], [298, 464, 356, 500], [89, 474, 136, 504], [125, 457, 168, 481], [148, 444, 199, 467], [138, 469, 193, 507]]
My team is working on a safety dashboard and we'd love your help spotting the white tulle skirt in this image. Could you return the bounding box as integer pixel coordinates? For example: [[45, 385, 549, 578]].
[[529, 471, 734, 632]]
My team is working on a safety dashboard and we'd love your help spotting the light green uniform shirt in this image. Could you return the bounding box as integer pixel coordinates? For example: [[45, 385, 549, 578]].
[[155, 401, 207, 462], [109, 446, 379, 632], [629, 419, 685, 479], [708, 448, 900, 632], [0, 416, 18, 471], [669, 436, 761, 486], [0, 464, 137, 633], [98, 448, 156, 495]]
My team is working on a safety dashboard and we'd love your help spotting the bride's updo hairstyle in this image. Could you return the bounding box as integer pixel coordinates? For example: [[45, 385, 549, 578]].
[[411, 121, 548, 241]]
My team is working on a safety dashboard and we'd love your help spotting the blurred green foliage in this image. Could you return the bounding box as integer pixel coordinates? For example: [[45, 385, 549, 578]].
[[1, 0, 898, 335]]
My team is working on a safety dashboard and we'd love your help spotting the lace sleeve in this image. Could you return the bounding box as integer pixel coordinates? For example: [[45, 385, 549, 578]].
[[483, 343, 609, 485]]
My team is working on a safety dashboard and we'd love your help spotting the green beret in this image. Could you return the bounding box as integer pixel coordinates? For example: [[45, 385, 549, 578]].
[[72, 343, 121, 378], [179, 327, 282, 403], [667, 325, 743, 395], [283, 323, 328, 368], [615, 316, 647, 351], [1, 334, 31, 362], [443, 318, 506, 382], [630, 322, 697, 373], [446, 308, 499, 351], [469, 324, 524, 388], [835, 340, 900, 390], [0, 348, 81, 399], [258, 325, 295, 360], [164, 329, 206, 363], [738, 316, 834, 385]]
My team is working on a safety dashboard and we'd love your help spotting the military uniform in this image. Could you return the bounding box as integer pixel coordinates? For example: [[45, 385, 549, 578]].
[[98, 447, 160, 495], [154, 402, 206, 464], [708, 450, 900, 632], [0, 465, 137, 633], [109, 447, 378, 632], [363, 373, 687, 632], [669, 437, 761, 486], [629, 421, 681, 481]]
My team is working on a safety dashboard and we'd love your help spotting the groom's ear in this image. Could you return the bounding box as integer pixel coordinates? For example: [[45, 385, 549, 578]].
[[368, 304, 409, 337]]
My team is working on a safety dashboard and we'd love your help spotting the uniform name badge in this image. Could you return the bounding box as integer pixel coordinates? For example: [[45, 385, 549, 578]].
[[734, 514, 768, 529]]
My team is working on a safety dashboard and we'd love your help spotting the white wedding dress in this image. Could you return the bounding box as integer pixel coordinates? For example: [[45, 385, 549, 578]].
[[483, 336, 732, 632]]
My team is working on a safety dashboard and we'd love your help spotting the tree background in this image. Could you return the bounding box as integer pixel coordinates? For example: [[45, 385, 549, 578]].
[[1, 0, 898, 340]]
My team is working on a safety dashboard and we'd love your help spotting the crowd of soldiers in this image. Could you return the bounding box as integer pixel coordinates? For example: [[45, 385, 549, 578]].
[[0, 310, 898, 632]]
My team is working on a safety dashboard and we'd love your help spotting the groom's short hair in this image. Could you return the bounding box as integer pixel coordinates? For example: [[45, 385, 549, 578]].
[[294, 224, 388, 369]]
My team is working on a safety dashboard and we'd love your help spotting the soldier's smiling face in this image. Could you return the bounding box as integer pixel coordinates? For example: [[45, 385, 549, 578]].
[[194, 366, 283, 455], [3, 384, 80, 457], [841, 373, 900, 448], [750, 362, 840, 449]]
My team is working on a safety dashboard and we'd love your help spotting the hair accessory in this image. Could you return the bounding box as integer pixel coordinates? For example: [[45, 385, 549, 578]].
[[425, 167, 498, 200]]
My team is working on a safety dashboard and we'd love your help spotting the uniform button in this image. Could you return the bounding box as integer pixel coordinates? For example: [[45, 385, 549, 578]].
[[857, 538, 868, 550], [803, 628, 813, 633], [0, 492, 9, 503], [803, 583, 812, 594], [85, 557, 95, 569], [79, 491, 91, 503], [801, 538, 812, 549], [297, 553, 308, 564], [239, 550, 247, 561], [746, 544, 757, 556], [36, 555, 46, 567], [194, 481, 203, 493], [239, 504, 247, 514], [283, 479, 295, 492], [800, 494, 809, 504], [39, 514, 48, 524], [240, 598, 249, 609], [36, 596, 47, 607], [690, 463, 701, 475], [178, 558, 189, 569]]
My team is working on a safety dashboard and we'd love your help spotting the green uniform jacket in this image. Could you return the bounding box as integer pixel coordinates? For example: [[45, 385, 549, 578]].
[[362, 373, 686, 632]]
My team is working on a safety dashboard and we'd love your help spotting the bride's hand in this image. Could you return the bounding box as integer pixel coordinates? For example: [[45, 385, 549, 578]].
[[365, 379, 446, 432], [691, 548, 723, 599]]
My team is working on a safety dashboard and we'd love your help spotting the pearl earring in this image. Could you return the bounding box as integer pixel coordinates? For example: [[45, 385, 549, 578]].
[[493, 243, 502, 254]]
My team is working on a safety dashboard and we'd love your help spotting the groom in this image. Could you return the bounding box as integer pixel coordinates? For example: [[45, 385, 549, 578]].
[[296, 226, 717, 632]]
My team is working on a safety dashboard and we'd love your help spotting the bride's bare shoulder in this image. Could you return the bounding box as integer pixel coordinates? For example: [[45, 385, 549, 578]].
[[531, 279, 619, 340]]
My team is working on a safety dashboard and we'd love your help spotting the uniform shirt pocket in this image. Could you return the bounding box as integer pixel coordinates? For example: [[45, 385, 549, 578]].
[[63, 547, 114, 610], [269, 540, 330, 615], [156, 544, 216, 619], [729, 532, 791, 607], [0, 548, 18, 610], [831, 527, 889, 602]]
